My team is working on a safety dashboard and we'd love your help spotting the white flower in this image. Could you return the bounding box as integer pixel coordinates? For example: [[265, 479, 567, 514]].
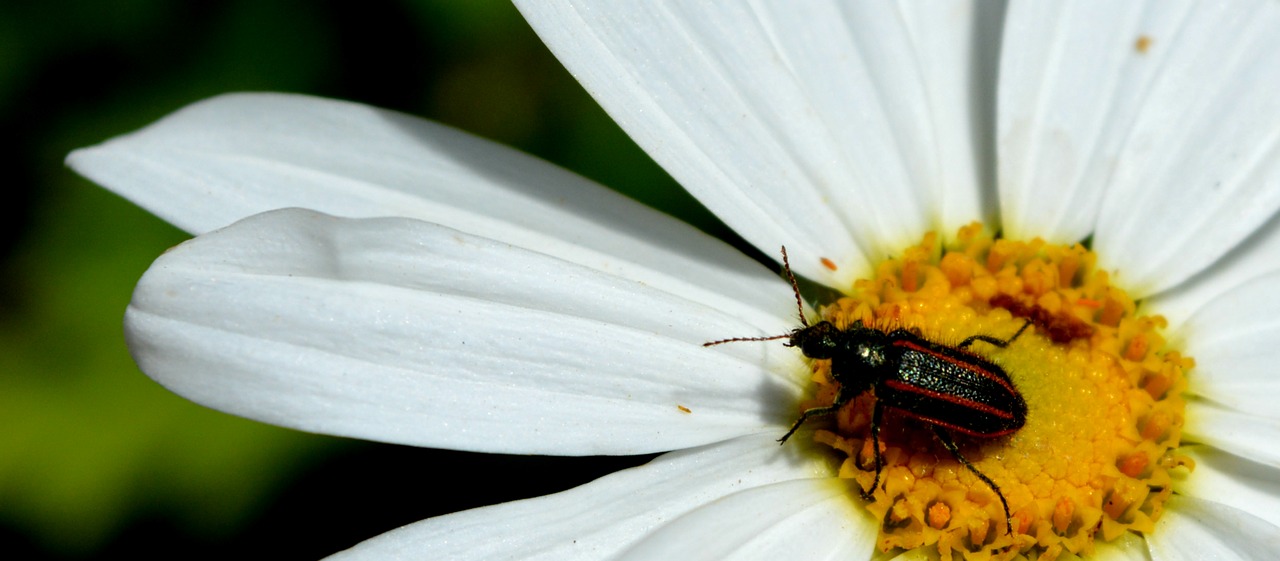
[[68, 1, 1280, 559]]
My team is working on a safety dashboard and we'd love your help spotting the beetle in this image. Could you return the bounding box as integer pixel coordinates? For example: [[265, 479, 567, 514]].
[[705, 247, 1030, 532]]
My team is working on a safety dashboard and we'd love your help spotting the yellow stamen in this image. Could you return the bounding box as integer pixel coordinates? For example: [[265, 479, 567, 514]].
[[802, 223, 1192, 560]]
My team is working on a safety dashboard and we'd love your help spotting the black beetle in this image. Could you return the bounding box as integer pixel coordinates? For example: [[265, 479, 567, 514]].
[[706, 247, 1029, 532]]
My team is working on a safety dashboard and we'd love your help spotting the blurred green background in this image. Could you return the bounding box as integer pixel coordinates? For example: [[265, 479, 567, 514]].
[[2, 1, 735, 558]]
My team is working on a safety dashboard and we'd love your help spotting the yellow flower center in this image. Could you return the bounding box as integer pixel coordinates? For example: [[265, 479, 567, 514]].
[[800, 224, 1193, 560]]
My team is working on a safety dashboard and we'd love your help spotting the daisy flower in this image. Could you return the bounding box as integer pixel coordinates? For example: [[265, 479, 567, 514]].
[[68, 1, 1280, 559]]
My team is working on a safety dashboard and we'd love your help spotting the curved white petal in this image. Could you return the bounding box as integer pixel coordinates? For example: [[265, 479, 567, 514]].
[[902, 0, 1006, 236], [1089, 0, 1280, 295], [999, 0, 1192, 243], [616, 479, 872, 561], [327, 433, 835, 561], [68, 93, 789, 319], [516, 1, 999, 286], [1178, 445, 1280, 529], [127, 209, 810, 454], [1184, 400, 1280, 468], [1163, 272, 1280, 418], [1144, 218, 1280, 327], [753, 1, 1006, 242], [1000, 1, 1280, 296], [1147, 496, 1280, 561]]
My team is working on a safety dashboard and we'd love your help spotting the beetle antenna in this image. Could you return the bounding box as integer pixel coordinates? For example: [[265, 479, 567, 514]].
[[780, 246, 808, 327], [700, 245, 808, 348], [702, 333, 791, 347]]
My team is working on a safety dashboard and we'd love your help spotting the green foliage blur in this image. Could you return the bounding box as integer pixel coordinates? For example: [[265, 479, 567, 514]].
[[2, 1, 731, 558]]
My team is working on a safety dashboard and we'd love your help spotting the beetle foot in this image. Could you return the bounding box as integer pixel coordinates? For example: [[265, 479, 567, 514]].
[[856, 484, 874, 501]]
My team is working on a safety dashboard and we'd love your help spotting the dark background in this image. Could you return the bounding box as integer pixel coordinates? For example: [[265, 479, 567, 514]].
[[2, 1, 735, 558]]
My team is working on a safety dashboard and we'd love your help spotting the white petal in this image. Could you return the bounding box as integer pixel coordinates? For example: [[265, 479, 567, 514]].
[[1163, 272, 1280, 418], [1089, 0, 1280, 295], [751, 1, 1006, 242], [901, 0, 1007, 235], [616, 479, 872, 561], [1144, 219, 1280, 327], [327, 433, 835, 561], [1147, 496, 1280, 561], [128, 209, 809, 454], [999, 0, 1280, 296], [516, 2, 997, 286], [1184, 400, 1280, 468], [999, 0, 1192, 243], [1178, 445, 1280, 529], [68, 93, 788, 320]]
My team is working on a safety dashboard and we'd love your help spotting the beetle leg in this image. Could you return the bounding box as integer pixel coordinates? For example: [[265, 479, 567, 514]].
[[777, 404, 836, 444], [958, 319, 1033, 349], [778, 385, 856, 444], [862, 401, 884, 501], [933, 427, 1013, 535]]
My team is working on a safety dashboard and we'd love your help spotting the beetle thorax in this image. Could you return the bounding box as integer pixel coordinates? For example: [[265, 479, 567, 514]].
[[856, 342, 885, 367]]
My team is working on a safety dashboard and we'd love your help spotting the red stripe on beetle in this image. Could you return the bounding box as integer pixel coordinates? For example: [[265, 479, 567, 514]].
[[882, 379, 1017, 420], [890, 407, 1022, 438]]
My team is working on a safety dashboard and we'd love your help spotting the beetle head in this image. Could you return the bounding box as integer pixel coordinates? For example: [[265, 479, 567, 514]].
[[787, 320, 841, 359]]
